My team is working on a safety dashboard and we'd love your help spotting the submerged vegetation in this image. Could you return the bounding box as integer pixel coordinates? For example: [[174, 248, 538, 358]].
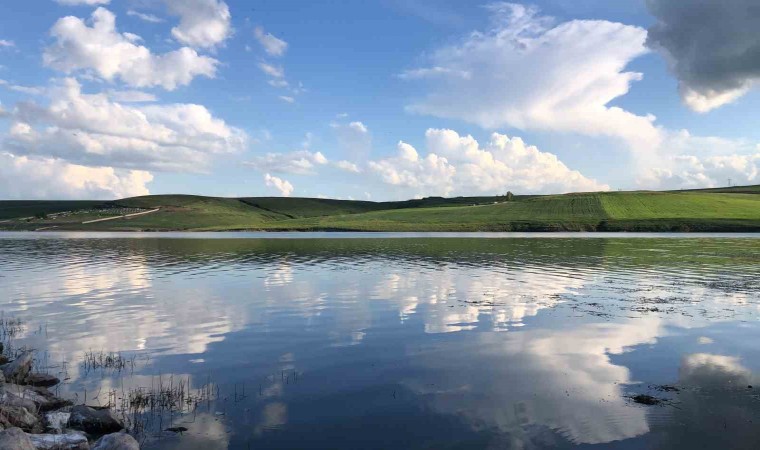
[[1, 185, 760, 232]]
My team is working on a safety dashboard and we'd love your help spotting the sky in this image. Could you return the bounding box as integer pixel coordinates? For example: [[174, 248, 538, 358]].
[[0, 0, 759, 200]]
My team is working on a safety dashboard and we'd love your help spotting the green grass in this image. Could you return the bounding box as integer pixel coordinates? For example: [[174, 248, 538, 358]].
[[0, 200, 104, 220], [260, 190, 760, 232], [2, 185, 760, 232], [87, 196, 283, 231], [600, 192, 760, 219], [262, 194, 606, 231], [238, 197, 386, 218]]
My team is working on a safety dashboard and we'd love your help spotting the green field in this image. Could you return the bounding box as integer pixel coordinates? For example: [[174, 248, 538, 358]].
[[1, 186, 759, 232]]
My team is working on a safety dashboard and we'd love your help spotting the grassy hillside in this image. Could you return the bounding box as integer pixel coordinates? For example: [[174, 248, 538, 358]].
[[0, 200, 104, 220], [679, 185, 760, 194], [89, 196, 284, 231], [263, 194, 607, 231], [238, 197, 385, 218], [1, 186, 759, 232]]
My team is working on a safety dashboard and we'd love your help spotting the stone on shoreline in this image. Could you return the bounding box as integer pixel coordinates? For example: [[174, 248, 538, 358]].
[[28, 430, 89, 450], [91, 432, 139, 450], [0, 405, 40, 432], [1, 352, 34, 383], [0, 427, 36, 450], [44, 410, 71, 434], [24, 374, 60, 388], [2, 384, 72, 412], [68, 405, 124, 435]]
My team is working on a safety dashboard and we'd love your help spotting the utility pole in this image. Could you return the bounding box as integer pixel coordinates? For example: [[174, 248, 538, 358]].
[[728, 178, 732, 187]]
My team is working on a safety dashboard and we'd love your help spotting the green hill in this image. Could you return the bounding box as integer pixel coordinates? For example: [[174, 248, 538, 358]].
[[0, 200, 103, 220], [1, 186, 759, 232]]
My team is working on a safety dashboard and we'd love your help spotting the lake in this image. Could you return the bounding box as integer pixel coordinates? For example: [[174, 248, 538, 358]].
[[1, 232, 759, 449]]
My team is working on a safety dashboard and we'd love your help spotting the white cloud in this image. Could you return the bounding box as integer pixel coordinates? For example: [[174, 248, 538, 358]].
[[127, 10, 164, 24], [0, 40, 15, 48], [6, 78, 246, 172], [264, 173, 294, 197], [268, 79, 289, 88], [646, 0, 760, 112], [278, 95, 295, 104], [637, 129, 760, 189], [0, 79, 45, 96], [403, 4, 660, 155], [331, 120, 372, 161], [254, 26, 288, 57], [44, 8, 218, 90], [640, 153, 760, 189], [347, 121, 367, 133], [246, 150, 327, 175], [258, 62, 284, 78], [369, 142, 456, 195], [55, 0, 109, 4], [335, 160, 361, 173], [397, 66, 470, 80], [106, 89, 157, 103], [680, 87, 749, 114], [166, 0, 232, 49], [246, 149, 364, 176], [369, 129, 608, 197], [0, 151, 151, 199]]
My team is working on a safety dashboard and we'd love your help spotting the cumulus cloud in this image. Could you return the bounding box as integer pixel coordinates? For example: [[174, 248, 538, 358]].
[[127, 10, 164, 24], [106, 89, 157, 103], [278, 95, 295, 104], [0, 80, 45, 96], [402, 3, 660, 154], [258, 62, 284, 78], [369, 141, 456, 195], [637, 129, 760, 189], [646, 0, 760, 112], [245, 150, 327, 175], [0, 40, 15, 48], [55, 0, 109, 4], [369, 129, 608, 197], [254, 26, 288, 57], [44, 8, 218, 90], [397, 66, 471, 80], [0, 152, 151, 199], [166, 0, 232, 49], [641, 153, 760, 189], [335, 160, 361, 173], [5, 78, 246, 172], [264, 173, 294, 197], [331, 121, 372, 161]]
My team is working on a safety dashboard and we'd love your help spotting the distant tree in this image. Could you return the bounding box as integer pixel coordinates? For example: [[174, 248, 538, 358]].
[[505, 191, 514, 201], [34, 212, 48, 219]]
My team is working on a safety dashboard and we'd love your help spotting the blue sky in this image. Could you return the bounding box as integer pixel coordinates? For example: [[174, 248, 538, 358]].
[[1, 0, 759, 200]]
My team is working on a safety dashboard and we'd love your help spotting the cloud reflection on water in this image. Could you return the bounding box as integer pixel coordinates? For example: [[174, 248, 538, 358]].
[[0, 237, 759, 449]]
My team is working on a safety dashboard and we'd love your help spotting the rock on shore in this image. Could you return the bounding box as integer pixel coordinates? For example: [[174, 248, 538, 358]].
[[92, 432, 140, 450], [0, 427, 36, 450], [0, 352, 139, 449]]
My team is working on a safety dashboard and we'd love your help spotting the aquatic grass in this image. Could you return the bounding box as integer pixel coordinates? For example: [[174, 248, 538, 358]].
[[82, 350, 137, 374], [113, 374, 218, 436]]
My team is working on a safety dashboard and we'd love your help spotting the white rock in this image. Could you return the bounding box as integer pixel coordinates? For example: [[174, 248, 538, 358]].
[[44, 411, 71, 434], [0, 427, 36, 450], [91, 432, 139, 450], [28, 431, 89, 450]]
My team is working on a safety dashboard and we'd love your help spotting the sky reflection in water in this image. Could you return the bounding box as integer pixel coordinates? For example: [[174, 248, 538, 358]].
[[0, 234, 759, 449]]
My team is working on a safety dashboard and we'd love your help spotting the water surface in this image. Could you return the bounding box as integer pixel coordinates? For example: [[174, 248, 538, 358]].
[[1, 233, 759, 449]]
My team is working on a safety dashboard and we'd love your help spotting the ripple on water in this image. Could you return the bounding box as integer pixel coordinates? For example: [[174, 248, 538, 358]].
[[0, 235, 759, 449]]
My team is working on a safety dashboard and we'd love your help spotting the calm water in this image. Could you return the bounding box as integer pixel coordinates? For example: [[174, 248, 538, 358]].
[[1, 232, 759, 449]]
